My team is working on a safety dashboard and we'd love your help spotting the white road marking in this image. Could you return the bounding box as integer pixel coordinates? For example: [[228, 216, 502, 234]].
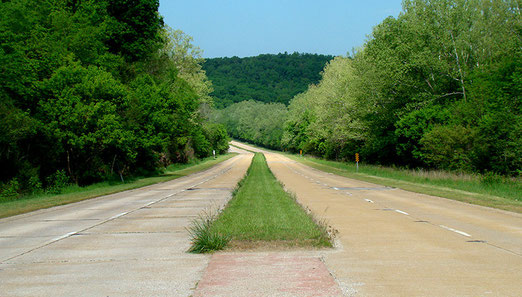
[[333, 187, 340, 190], [439, 225, 472, 237], [395, 210, 409, 216], [109, 211, 129, 220], [364, 199, 374, 203], [50, 231, 77, 242]]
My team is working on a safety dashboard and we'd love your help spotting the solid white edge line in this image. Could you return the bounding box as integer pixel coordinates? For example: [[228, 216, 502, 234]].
[[439, 225, 472, 237]]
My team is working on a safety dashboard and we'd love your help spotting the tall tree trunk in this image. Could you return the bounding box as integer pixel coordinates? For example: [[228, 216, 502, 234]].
[[450, 31, 467, 102]]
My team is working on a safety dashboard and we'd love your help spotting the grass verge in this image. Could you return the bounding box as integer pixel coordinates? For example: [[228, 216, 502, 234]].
[[288, 155, 522, 213], [0, 154, 236, 219], [188, 153, 332, 253]]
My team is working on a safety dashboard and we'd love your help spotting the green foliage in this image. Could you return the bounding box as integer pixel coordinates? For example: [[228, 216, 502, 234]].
[[105, 0, 164, 62], [282, 0, 521, 176], [46, 170, 71, 194], [0, 179, 20, 201], [283, 57, 364, 159], [213, 101, 287, 149], [203, 52, 333, 108], [0, 1, 225, 195], [420, 125, 475, 171]]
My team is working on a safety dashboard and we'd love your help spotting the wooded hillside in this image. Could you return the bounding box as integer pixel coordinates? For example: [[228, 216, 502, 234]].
[[203, 53, 333, 108]]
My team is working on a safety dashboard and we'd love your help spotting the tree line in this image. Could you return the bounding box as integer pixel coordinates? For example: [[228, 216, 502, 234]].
[[212, 100, 287, 149], [203, 52, 333, 108], [216, 0, 521, 176], [0, 0, 228, 198]]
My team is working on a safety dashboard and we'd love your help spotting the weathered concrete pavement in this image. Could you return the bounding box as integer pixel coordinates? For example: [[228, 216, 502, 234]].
[[232, 141, 522, 297], [0, 149, 253, 296], [3, 141, 521, 296], [194, 252, 343, 297]]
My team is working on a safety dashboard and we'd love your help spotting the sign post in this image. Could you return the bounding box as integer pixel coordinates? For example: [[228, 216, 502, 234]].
[[355, 153, 359, 172], [300, 149, 303, 157]]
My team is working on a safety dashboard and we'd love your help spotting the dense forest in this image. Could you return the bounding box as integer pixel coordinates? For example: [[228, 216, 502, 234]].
[[203, 53, 333, 108], [216, 0, 521, 176], [0, 0, 228, 198]]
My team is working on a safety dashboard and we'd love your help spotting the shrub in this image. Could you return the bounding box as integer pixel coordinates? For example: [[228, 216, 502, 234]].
[[0, 178, 20, 200], [46, 170, 70, 194]]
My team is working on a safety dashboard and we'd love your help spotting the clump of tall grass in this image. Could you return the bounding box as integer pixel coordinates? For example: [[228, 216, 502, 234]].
[[187, 163, 251, 253], [187, 211, 230, 253]]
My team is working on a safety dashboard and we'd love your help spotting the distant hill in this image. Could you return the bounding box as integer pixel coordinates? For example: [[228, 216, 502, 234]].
[[203, 52, 333, 108]]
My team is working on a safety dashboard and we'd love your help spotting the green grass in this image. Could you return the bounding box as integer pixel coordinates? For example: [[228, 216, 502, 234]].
[[288, 155, 522, 213], [190, 153, 332, 252], [0, 154, 236, 219]]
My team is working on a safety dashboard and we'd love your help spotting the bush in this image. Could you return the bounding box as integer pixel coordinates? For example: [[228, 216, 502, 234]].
[[420, 125, 475, 171], [480, 172, 503, 185], [27, 175, 42, 192], [0, 178, 20, 200], [46, 170, 70, 194]]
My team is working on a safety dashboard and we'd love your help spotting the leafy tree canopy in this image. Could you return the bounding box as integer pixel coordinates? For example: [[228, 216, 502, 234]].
[[203, 52, 333, 108]]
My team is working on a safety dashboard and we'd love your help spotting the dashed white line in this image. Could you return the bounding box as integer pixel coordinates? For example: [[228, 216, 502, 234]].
[[439, 225, 471, 237], [395, 210, 409, 216], [109, 211, 129, 220], [50, 231, 77, 242]]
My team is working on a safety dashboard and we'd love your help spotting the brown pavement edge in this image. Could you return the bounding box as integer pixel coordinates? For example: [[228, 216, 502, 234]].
[[194, 252, 343, 297]]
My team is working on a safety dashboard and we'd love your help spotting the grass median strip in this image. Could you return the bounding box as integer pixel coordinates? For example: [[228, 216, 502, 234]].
[[188, 153, 332, 253], [0, 154, 236, 219]]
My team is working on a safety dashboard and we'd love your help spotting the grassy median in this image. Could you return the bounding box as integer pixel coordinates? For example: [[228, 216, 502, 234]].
[[188, 153, 332, 253], [0, 154, 236, 219]]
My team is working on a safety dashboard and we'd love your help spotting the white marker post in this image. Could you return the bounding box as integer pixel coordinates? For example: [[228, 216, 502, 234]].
[[213, 149, 216, 159]]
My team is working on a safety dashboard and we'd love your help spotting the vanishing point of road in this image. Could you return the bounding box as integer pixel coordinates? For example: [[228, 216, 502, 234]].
[[1, 142, 521, 296]]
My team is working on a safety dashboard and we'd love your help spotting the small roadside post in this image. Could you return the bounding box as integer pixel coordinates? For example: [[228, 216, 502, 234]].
[[355, 153, 359, 172], [300, 149, 303, 157], [213, 149, 216, 159]]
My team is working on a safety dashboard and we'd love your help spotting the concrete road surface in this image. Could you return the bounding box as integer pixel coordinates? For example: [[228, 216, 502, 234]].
[[0, 150, 253, 297], [231, 141, 522, 297]]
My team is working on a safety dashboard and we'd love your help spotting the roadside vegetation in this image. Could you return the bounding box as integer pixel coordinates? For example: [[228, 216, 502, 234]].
[[203, 53, 333, 108], [230, 141, 521, 213], [1, 1, 228, 200], [0, 154, 236, 219], [214, 0, 521, 179], [188, 153, 332, 253], [290, 155, 522, 213]]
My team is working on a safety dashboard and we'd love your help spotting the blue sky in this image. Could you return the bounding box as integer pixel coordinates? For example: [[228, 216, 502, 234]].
[[159, 0, 403, 58]]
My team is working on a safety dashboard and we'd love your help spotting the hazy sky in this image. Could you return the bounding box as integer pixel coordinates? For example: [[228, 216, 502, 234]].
[[159, 0, 403, 58]]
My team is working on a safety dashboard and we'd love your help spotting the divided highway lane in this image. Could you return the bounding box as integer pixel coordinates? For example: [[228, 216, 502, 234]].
[[232, 141, 522, 297], [0, 149, 253, 297]]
